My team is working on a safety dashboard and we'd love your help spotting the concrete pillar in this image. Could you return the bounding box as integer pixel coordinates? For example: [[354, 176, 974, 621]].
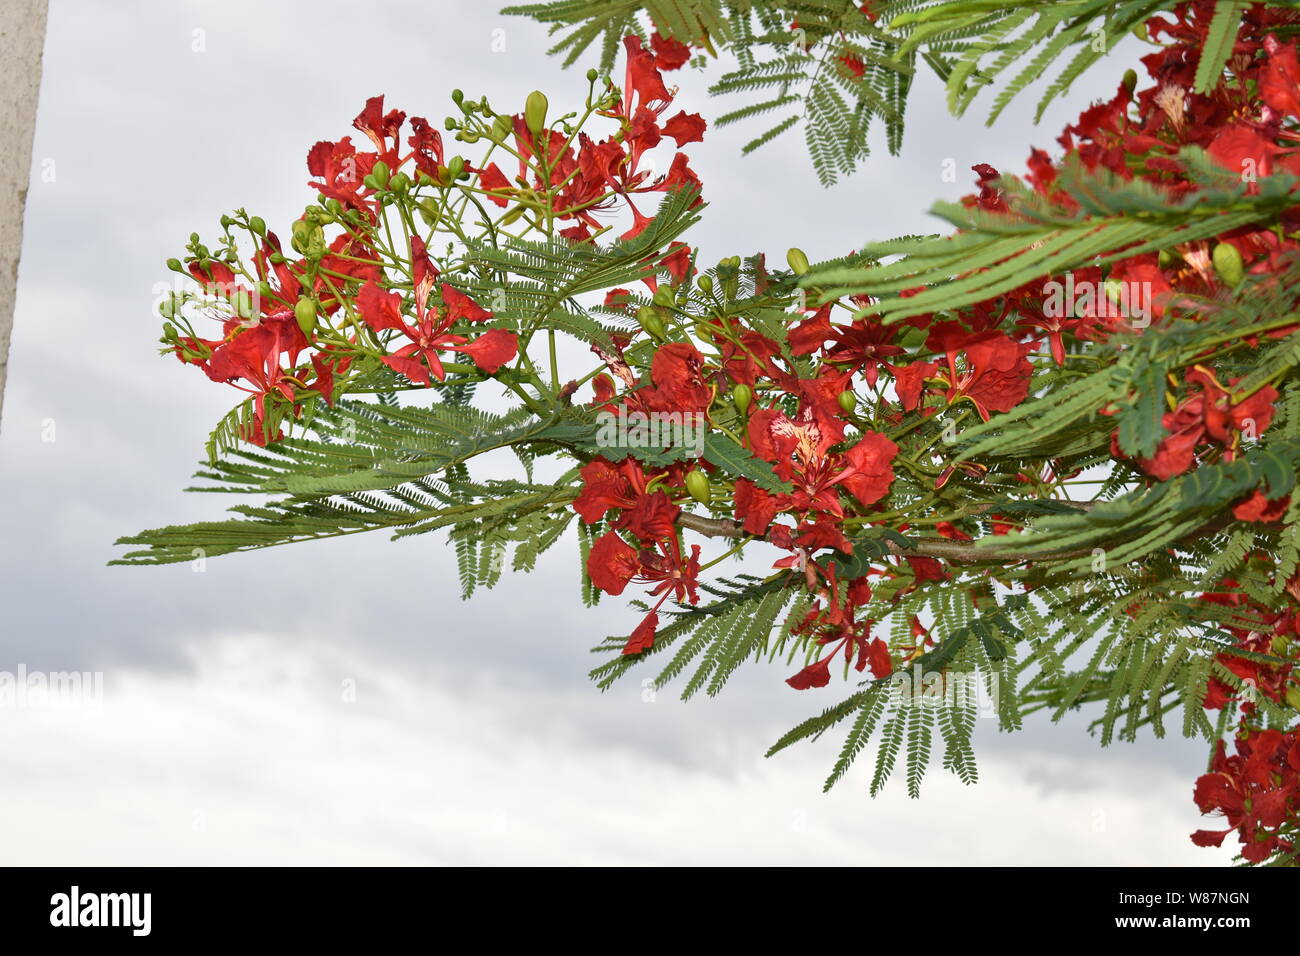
[[0, 0, 49, 431]]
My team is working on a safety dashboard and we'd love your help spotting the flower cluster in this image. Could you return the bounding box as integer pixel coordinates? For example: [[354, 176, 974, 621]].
[[149, 7, 1300, 864], [157, 34, 704, 446]]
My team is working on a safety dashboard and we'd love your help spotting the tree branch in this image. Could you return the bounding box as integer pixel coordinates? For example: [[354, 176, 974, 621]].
[[676, 507, 1231, 566]]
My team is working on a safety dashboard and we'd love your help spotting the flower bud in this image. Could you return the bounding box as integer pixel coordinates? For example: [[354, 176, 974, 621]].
[[786, 247, 810, 275], [732, 383, 753, 414], [1212, 242, 1244, 287], [637, 304, 667, 340], [1103, 278, 1125, 308], [586, 68, 599, 83], [525, 90, 548, 137], [652, 286, 676, 308], [166, 258, 183, 273], [1122, 69, 1138, 93], [837, 390, 856, 414], [232, 288, 255, 319], [684, 469, 711, 506], [696, 274, 714, 294], [372, 160, 390, 183], [249, 216, 266, 235], [294, 297, 317, 336]]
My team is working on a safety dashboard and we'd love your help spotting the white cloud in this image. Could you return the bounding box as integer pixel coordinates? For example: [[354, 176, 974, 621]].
[[0, 634, 1229, 865]]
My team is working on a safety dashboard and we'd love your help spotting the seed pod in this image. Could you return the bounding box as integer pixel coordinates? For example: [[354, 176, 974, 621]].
[[1212, 242, 1245, 287], [684, 469, 711, 506], [786, 247, 810, 275], [524, 90, 548, 136], [636, 304, 667, 340], [294, 297, 317, 336], [733, 383, 753, 414], [837, 390, 856, 413]]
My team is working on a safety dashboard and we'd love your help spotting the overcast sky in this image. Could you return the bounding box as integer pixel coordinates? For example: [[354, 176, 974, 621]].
[[0, 0, 1228, 864]]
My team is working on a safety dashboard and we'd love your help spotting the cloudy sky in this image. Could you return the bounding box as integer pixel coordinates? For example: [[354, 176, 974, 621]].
[[0, 0, 1229, 864]]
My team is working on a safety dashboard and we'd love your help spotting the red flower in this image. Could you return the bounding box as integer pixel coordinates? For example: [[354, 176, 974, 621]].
[[662, 111, 706, 147], [644, 342, 712, 413], [833, 432, 899, 507], [587, 531, 640, 596], [943, 334, 1033, 420], [356, 277, 510, 384]]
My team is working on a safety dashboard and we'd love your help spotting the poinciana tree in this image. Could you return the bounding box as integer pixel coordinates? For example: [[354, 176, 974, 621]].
[[116, 1, 1300, 864]]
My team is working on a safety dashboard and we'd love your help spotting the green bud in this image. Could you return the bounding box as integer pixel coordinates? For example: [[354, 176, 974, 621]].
[[294, 297, 317, 336], [525, 90, 548, 136], [732, 383, 753, 415], [166, 258, 183, 273], [696, 274, 714, 295], [637, 304, 667, 341], [837, 390, 856, 414], [1158, 247, 1178, 269], [684, 469, 711, 506], [1122, 69, 1138, 93], [389, 171, 411, 193], [371, 160, 390, 183], [1212, 242, 1245, 287], [1103, 277, 1125, 307], [232, 288, 255, 319], [586, 68, 599, 83], [786, 247, 810, 275], [451, 88, 464, 106], [652, 286, 676, 309], [249, 216, 266, 235]]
